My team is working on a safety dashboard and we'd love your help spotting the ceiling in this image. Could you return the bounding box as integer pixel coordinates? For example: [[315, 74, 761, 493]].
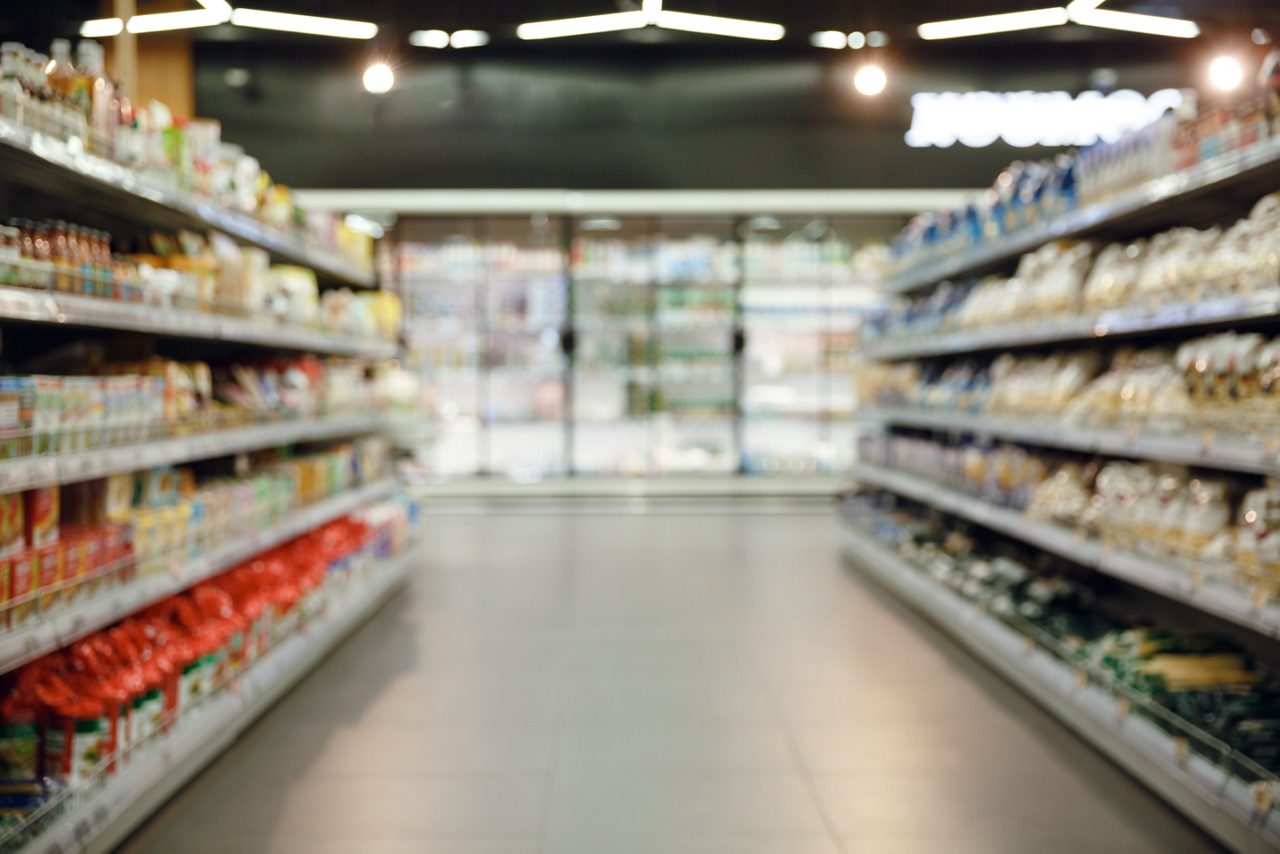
[[10, 0, 1280, 52]]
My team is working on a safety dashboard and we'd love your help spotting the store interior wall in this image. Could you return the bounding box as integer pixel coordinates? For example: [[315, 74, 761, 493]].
[[193, 43, 1196, 191]]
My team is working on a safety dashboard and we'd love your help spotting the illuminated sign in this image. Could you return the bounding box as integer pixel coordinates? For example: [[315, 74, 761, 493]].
[[905, 88, 1185, 148]]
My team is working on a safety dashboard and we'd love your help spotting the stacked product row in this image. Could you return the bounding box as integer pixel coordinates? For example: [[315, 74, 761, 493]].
[[0, 38, 372, 273], [0, 221, 400, 342], [0, 496, 417, 844], [870, 190, 1280, 346], [0, 435, 390, 629], [845, 498, 1280, 780]]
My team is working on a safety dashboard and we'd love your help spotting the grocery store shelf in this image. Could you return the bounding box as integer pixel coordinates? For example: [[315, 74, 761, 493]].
[[0, 412, 385, 493], [0, 478, 396, 677], [841, 526, 1280, 853], [417, 474, 842, 498], [859, 408, 1280, 476], [0, 286, 396, 357], [882, 135, 1280, 294], [16, 539, 417, 854], [0, 118, 375, 289], [850, 462, 1280, 639], [863, 290, 1280, 361]]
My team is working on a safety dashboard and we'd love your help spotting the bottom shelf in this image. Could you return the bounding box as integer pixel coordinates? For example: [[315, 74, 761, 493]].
[[18, 542, 420, 854], [841, 526, 1280, 854]]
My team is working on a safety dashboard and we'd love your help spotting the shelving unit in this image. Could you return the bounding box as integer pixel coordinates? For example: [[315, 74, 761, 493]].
[[850, 462, 1280, 638], [0, 109, 412, 853], [14, 540, 418, 854], [841, 526, 1280, 854], [0, 117, 374, 289], [883, 135, 1280, 294]]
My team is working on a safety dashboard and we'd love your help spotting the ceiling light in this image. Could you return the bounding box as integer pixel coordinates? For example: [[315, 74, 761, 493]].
[[642, 0, 663, 23], [918, 8, 1068, 40], [409, 29, 450, 48], [362, 62, 394, 94], [80, 17, 124, 37], [655, 11, 784, 41], [847, 31, 866, 49], [1067, 7, 1198, 38], [810, 31, 846, 50], [1209, 56, 1244, 91], [853, 64, 887, 96], [866, 30, 888, 47], [450, 30, 489, 48], [517, 11, 648, 40], [224, 67, 251, 88], [231, 8, 378, 39], [1253, 28, 1272, 45], [1064, 0, 1105, 13], [126, 8, 229, 34]]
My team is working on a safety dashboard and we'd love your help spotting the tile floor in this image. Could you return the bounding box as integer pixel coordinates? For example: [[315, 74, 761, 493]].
[[121, 504, 1222, 853]]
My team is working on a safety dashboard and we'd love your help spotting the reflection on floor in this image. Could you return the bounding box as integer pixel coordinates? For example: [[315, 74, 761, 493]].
[[122, 504, 1220, 854]]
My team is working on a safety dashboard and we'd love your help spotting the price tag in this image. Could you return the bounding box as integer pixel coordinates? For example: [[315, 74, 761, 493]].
[[1114, 696, 1130, 719], [1254, 781, 1275, 812], [1200, 428, 1216, 451], [1187, 567, 1206, 591], [1265, 436, 1280, 460], [1126, 421, 1142, 442], [1074, 528, 1087, 543], [1074, 668, 1088, 688], [1173, 737, 1189, 764], [1022, 635, 1035, 654]]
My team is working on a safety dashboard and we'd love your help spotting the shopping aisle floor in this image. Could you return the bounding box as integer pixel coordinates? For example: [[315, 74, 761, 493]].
[[122, 504, 1220, 853]]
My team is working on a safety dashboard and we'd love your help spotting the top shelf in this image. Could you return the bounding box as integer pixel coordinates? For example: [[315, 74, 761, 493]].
[[883, 136, 1280, 295], [0, 119, 375, 290]]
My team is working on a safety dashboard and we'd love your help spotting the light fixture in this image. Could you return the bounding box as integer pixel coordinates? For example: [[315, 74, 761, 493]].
[[1067, 7, 1198, 38], [409, 29, 450, 48], [126, 8, 230, 34], [231, 8, 377, 39], [1253, 28, 1272, 45], [847, 31, 866, 49], [810, 31, 846, 50], [866, 30, 888, 47], [80, 17, 124, 37], [449, 30, 489, 48], [224, 67, 251, 88], [517, 0, 783, 42], [655, 11, 784, 41], [362, 62, 394, 94], [1209, 56, 1245, 91], [853, 64, 887, 96], [517, 11, 648, 40], [918, 8, 1069, 40]]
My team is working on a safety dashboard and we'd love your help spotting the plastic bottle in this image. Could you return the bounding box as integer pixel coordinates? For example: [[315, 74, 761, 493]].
[[0, 43, 22, 122], [76, 41, 116, 157]]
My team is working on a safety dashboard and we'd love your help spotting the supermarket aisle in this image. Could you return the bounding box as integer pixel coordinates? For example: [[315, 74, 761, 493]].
[[122, 504, 1219, 854]]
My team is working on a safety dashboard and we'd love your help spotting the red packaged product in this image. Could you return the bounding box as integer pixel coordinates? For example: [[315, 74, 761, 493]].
[[25, 487, 58, 550], [36, 542, 62, 613], [9, 550, 34, 628]]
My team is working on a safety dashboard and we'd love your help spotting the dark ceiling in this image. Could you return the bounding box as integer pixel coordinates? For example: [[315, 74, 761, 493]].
[[9, 0, 1280, 52]]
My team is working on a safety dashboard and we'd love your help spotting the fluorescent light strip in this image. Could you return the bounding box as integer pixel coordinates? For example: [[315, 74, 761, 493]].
[[810, 30, 847, 49], [450, 30, 490, 48], [642, 0, 663, 23], [1064, 0, 1105, 12], [126, 8, 230, 34], [1069, 7, 1199, 38], [655, 10, 784, 41], [80, 17, 124, 37], [230, 8, 377, 39], [517, 11, 647, 40], [409, 29, 450, 48], [918, 7, 1068, 40]]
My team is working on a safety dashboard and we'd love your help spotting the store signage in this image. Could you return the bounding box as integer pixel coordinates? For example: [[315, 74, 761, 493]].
[[905, 88, 1185, 148]]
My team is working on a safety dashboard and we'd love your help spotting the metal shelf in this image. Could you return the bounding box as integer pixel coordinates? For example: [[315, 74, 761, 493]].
[[850, 462, 1280, 639], [0, 412, 384, 492], [0, 286, 396, 357], [883, 136, 1280, 294], [0, 478, 396, 678], [863, 290, 1280, 361], [841, 526, 1280, 853], [859, 408, 1280, 477], [16, 539, 416, 854], [0, 118, 375, 289]]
